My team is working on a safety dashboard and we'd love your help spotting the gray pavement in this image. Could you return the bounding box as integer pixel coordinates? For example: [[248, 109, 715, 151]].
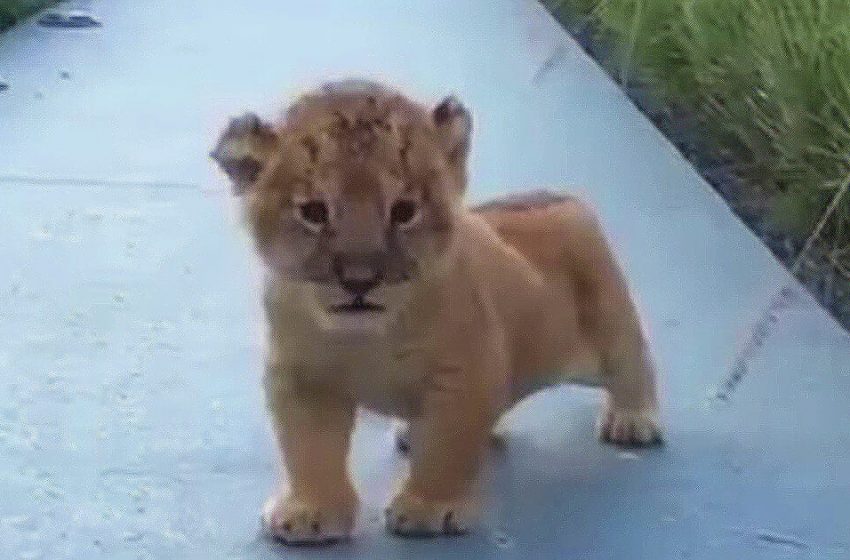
[[1, 1, 849, 559]]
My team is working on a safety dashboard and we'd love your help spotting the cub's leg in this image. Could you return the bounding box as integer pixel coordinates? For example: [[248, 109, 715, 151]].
[[476, 194, 663, 446], [553, 200, 663, 446], [385, 340, 507, 537], [262, 366, 358, 544], [393, 418, 506, 454]]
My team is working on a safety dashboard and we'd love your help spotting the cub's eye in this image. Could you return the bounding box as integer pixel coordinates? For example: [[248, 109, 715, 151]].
[[390, 199, 420, 227], [295, 200, 329, 230]]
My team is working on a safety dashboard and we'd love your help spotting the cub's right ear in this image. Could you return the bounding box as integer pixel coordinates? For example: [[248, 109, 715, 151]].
[[210, 113, 278, 194]]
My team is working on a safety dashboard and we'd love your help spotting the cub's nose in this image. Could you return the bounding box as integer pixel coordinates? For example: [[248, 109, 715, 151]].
[[333, 255, 383, 299]]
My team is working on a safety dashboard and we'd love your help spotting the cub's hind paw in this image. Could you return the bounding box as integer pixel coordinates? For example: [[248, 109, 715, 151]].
[[394, 420, 505, 454]]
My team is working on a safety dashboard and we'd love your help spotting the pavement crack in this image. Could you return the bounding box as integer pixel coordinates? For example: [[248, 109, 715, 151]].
[[532, 44, 569, 85], [755, 529, 809, 550], [714, 285, 798, 401]]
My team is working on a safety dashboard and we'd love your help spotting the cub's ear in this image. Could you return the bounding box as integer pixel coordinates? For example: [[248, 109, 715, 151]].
[[432, 95, 472, 164], [210, 113, 278, 194]]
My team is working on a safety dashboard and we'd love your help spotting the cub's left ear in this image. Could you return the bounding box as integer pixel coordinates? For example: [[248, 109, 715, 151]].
[[432, 95, 472, 164], [210, 113, 278, 194]]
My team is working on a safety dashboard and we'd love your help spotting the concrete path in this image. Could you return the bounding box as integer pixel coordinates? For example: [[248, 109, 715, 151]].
[[2, 1, 849, 558]]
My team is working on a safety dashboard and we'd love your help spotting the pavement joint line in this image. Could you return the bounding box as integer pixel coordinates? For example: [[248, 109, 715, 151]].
[[0, 173, 199, 190]]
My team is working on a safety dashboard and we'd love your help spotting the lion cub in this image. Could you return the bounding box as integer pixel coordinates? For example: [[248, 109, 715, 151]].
[[211, 79, 662, 544]]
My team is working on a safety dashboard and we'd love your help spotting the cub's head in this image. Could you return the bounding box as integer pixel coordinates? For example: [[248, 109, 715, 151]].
[[211, 80, 472, 332]]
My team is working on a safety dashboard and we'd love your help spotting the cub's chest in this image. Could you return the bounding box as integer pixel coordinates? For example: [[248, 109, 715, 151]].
[[287, 329, 429, 417]]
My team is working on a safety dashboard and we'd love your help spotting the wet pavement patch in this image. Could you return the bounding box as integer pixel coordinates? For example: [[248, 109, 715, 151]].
[[38, 8, 101, 28]]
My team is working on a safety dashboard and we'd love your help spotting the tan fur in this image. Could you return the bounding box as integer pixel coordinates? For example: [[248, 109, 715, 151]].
[[211, 80, 662, 544]]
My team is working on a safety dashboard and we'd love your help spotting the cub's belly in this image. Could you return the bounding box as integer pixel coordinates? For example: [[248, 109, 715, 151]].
[[503, 286, 603, 402]]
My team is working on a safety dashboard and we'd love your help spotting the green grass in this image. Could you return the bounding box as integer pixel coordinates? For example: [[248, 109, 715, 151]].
[[546, 0, 850, 310], [0, 0, 56, 33]]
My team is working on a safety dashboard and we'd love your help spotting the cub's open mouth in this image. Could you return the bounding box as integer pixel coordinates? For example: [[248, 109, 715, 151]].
[[329, 297, 386, 314]]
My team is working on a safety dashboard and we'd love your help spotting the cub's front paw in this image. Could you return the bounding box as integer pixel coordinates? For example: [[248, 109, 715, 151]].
[[385, 490, 476, 537], [262, 494, 356, 545], [597, 404, 663, 447]]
